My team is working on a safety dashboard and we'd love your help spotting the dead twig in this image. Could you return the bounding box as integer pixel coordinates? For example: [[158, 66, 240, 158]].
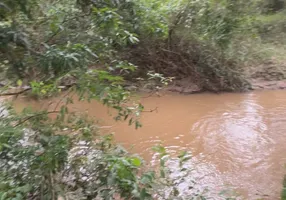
[[142, 91, 157, 99], [142, 107, 158, 113]]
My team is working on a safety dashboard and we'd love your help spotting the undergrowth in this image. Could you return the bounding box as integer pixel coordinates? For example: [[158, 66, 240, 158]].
[[124, 37, 250, 92]]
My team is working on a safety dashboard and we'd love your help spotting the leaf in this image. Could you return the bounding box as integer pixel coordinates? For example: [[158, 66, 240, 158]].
[[124, 114, 129, 121], [140, 172, 155, 185], [152, 145, 166, 156], [140, 188, 151, 200], [17, 80, 23, 87], [130, 157, 141, 167], [173, 187, 179, 196], [135, 121, 142, 129], [128, 118, 133, 125], [19, 185, 32, 193], [160, 158, 165, 167], [178, 151, 187, 158], [3, 143, 12, 149], [0, 192, 7, 200], [13, 193, 23, 200], [40, 89, 47, 95]]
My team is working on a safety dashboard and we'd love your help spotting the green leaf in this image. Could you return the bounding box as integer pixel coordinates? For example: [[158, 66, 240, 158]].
[[140, 172, 155, 185], [160, 159, 165, 167], [40, 89, 47, 95], [130, 157, 141, 167], [152, 145, 166, 157], [140, 188, 151, 200], [19, 185, 32, 193], [135, 121, 142, 129], [0, 192, 7, 200], [14, 193, 23, 200], [178, 151, 187, 158], [3, 143, 12, 149], [17, 80, 23, 87]]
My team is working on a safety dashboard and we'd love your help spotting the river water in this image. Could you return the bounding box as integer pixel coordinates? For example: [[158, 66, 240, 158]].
[[13, 90, 286, 199]]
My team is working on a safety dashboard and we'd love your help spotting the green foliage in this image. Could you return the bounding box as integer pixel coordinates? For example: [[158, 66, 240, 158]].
[[0, 103, 145, 199], [255, 10, 286, 43], [282, 175, 286, 200], [0, 106, 205, 199], [2, 0, 286, 199], [176, 0, 246, 47], [0, 0, 254, 92], [0, 109, 69, 199]]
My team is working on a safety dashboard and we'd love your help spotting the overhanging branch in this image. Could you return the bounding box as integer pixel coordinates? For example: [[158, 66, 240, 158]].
[[0, 88, 31, 96]]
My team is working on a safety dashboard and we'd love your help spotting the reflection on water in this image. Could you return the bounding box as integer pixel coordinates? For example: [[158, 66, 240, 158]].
[[13, 90, 286, 199]]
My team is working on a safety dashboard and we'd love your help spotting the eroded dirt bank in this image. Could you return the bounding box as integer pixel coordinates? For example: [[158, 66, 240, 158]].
[[164, 60, 286, 94]]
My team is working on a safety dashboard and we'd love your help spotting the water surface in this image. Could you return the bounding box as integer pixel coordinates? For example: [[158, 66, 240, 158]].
[[13, 90, 286, 199]]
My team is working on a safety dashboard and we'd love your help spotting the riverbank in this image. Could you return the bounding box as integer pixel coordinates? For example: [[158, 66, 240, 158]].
[[161, 79, 286, 95], [162, 59, 286, 94], [1, 59, 286, 97]]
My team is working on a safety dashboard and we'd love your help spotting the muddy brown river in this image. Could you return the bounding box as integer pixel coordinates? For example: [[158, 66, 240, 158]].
[[13, 90, 286, 199]]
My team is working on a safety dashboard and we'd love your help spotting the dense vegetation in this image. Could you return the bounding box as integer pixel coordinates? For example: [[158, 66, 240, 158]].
[[1, 0, 286, 199]]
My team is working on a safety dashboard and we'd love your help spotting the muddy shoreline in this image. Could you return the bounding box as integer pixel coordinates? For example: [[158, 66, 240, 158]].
[[163, 79, 286, 94], [164, 61, 286, 94]]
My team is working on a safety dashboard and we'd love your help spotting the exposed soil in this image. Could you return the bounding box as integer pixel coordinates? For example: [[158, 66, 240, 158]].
[[165, 59, 286, 94], [249, 60, 286, 90], [165, 78, 204, 94], [251, 79, 286, 90]]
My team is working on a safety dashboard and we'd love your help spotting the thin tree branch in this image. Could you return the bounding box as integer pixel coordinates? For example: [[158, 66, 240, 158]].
[[14, 111, 60, 127], [0, 88, 31, 96], [53, 89, 75, 112], [0, 83, 76, 97], [142, 91, 156, 99], [142, 107, 158, 113]]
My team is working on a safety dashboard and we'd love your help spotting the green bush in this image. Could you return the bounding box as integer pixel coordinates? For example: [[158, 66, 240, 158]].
[[0, 108, 150, 199]]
